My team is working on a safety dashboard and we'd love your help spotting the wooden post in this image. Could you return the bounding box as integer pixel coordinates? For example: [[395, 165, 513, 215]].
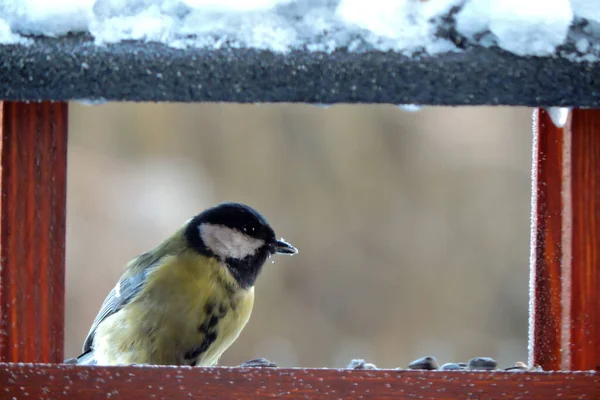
[[569, 109, 600, 370], [0, 101, 68, 363], [530, 108, 565, 371], [531, 108, 600, 371]]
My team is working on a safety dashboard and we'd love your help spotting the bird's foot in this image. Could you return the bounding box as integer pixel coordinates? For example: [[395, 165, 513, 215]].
[[239, 358, 277, 368]]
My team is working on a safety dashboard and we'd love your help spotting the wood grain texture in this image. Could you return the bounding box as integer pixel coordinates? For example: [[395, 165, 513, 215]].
[[1, 363, 600, 400], [569, 109, 600, 371], [530, 108, 566, 370], [0, 101, 68, 363], [530, 108, 600, 371]]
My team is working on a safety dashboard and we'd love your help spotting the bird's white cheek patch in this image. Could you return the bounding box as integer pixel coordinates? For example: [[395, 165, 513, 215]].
[[199, 223, 264, 259]]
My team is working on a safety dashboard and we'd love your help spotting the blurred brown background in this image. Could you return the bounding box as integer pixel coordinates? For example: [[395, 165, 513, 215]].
[[65, 103, 533, 369]]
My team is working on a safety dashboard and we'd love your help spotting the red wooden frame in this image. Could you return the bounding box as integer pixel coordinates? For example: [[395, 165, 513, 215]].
[[0, 101, 67, 363], [2, 364, 600, 399], [0, 102, 599, 399], [531, 109, 600, 371]]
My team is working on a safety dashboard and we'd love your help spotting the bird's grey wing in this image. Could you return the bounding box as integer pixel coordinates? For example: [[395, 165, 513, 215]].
[[80, 265, 153, 356]]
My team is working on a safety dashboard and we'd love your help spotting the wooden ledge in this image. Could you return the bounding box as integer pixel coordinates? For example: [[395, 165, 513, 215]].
[[1, 363, 599, 399]]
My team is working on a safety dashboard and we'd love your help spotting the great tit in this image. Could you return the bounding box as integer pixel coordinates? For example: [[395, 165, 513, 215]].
[[67, 202, 297, 366]]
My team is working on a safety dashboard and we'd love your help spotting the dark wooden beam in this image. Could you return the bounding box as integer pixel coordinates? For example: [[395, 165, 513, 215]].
[[531, 108, 600, 371], [2, 363, 600, 400], [1, 35, 599, 106], [0, 101, 68, 363]]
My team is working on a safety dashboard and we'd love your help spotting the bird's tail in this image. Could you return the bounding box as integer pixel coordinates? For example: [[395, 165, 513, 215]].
[[64, 351, 97, 365]]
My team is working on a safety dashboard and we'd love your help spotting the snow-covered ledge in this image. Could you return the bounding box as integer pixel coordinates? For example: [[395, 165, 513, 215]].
[[0, 0, 599, 105]]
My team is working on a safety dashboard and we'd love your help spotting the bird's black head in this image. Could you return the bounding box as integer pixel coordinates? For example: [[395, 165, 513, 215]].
[[184, 202, 297, 288]]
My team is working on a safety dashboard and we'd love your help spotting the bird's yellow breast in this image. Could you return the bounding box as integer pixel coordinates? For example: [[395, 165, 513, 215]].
[[93, 252, 254, 366]]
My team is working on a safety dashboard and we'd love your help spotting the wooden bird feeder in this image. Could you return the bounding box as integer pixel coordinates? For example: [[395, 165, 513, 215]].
[[1, 33, 599, 399]]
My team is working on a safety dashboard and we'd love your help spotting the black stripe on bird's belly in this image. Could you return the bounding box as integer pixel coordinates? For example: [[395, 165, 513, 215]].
[[184, 331, 217, 361], [183, 300, 232, 365]]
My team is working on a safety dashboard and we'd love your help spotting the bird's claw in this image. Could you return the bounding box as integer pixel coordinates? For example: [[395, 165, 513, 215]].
[[239, 358, 277, 368]]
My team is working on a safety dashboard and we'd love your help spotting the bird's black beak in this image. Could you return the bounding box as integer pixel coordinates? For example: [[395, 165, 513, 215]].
[[272, 239, 298, 255]]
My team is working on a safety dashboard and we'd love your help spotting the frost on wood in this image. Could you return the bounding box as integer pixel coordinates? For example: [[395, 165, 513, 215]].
[[0, 0, 599, 61], [0, 14, 28, 44], [546, 107, 571, 128]]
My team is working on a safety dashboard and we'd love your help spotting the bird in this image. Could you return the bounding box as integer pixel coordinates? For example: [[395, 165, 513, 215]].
[[66, 202, 297, 367]]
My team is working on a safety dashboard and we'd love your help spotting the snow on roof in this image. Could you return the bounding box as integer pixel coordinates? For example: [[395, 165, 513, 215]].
[[0, 0, 598, 61]]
